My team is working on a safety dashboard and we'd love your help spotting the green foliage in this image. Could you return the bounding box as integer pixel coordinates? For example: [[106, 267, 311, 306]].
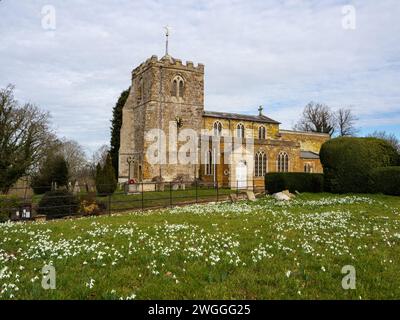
[[31, 155, 69, 194], [37, 190, 79, 217], [371, 167, 400, 196], [95, 153, 117, 196], [265, 173, 324, 194], [320, 137, 400, 193], [110, 88, 130, 178], [0, 195, 23, 222], [79, 192, 107, 216]]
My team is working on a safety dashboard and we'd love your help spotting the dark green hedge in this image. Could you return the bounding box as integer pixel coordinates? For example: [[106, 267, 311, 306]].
[[37, 190, 79, 217], [320, 137, 399, 193], [371, 167, 400, 196], [265, 173, 324, 194]]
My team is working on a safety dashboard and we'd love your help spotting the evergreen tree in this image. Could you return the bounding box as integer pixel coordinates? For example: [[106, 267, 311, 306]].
[[95, 153, 117, 196], [31, 155, 69, 194], [110, 88, 130, 178]]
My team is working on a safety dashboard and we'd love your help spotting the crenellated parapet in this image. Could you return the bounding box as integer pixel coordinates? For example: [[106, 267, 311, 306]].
[[132, 55, 204, 78]]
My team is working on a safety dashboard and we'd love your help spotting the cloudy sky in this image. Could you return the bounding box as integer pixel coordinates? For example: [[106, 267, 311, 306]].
[[1, 0, 399, 156]]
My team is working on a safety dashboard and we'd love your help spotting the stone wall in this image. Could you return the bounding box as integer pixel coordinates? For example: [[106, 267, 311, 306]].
[[119, 55, 205, 183]]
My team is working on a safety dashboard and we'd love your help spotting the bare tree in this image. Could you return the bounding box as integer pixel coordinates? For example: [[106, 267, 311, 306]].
[[335, 107, 358, 137], [368, 131, 400, 152], [294, 102, 335, 136], [87, 144, 110, 178], [57, 138, 88, 182], [92, 145, 109, 167], [0, 85, 53, 193]]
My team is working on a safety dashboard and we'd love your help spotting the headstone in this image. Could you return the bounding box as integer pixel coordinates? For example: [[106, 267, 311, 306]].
[[73, 181, 80, 195], [172, 184, 179, 191], [230, 193, 238, 202], [272, 192, 291, 201], [246, 191, 256, 202], [282, 189, 295, 199], [127, 184, 139, 194], [34, 215, 47, 222]]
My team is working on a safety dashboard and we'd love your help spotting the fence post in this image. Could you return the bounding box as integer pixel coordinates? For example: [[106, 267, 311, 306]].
[[108, 194, 111, 216], [170, 181, 172, 207], [253, 178, 255, 193], [236, 180, 239, 196], [195, 180, 198, 204], [141, 182, 144, 210], [216, 180, 219, 202]]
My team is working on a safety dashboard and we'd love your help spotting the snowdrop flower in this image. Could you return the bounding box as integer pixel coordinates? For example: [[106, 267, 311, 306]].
[[85, 279, 95, 289]]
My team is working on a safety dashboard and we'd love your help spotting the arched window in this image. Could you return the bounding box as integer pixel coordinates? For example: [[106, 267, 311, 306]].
[[213, 121, 223, 136], [255, 151, 267, 177], [304, 163, 313, 173], [171, 79, 177, 97], [179, 79, 184, 97], [258, 126, 266, 140], [277, 152, 289, 172], [236, 123, 245, 138], [172, 75, 184, 98], [205, 150, 213, 176]]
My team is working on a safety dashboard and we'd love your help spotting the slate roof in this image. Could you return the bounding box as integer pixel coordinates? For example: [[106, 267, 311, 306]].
[[300, 151, 320, 159], [203, 111, 280, 124]]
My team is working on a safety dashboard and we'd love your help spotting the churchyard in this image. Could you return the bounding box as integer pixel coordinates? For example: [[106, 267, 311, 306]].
[[1, 192, 399, 300]]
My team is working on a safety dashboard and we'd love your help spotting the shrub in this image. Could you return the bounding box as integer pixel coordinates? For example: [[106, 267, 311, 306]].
[[371, 167, 400, 196], [320, 137, 399, 193], [79, 193, 107, 216], [265, 173, 324, 194], [95, 153, 117, 196], [37, 190, 79, 217], [0, 195, 22, 223], [31, 155, 69, 194]]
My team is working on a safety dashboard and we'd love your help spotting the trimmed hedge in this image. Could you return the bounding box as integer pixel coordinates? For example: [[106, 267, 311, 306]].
[[265, 173, 324, 194], [320, 137, 399, 193], [37, 190, 79, 217], [371, 167, 400, 196]]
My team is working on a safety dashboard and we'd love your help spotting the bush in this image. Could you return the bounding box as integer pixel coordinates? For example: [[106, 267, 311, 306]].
[[265, 173, 324, 194], [37, 190, 79, 217], [320, 137, 399, 193], [79, 193, 107, 216], [0, 195, 22, 223], [95, 153, 117, 196], [31, 155, 69, 194], [371, 167, 400, 196]]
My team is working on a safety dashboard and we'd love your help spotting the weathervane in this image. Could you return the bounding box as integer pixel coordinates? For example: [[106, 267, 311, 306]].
[[164, 25, 171, 56]]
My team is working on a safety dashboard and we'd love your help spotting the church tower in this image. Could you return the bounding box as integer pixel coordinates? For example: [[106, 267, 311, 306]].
[[118, 54, 205, 183]]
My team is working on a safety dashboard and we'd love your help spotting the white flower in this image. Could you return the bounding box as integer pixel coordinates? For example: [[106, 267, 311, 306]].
[[85, 279, 95, 289], [286, 270, 291, 278]]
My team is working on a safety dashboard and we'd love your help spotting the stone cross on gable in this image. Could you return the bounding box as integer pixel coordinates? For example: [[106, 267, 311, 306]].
[[258, 105, 263, 116]]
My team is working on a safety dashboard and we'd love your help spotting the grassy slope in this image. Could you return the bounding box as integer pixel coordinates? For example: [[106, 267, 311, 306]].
[[1, 193, 399, 300]]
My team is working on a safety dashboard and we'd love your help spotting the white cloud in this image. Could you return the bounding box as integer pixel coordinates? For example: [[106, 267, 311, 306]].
[[0, 0, 399, 154]]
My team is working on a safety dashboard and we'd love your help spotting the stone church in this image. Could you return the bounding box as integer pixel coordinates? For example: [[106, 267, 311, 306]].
[[119, 53, 329, 189]]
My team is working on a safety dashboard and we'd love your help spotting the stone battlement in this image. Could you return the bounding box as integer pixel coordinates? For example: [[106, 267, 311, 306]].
[[132, 55, 204, 77]]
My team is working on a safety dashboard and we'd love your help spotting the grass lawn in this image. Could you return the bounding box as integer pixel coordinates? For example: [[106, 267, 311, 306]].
[[1, 192, 400, 300], [102, 186, 234, 211], [31, 186, 234, 211]]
